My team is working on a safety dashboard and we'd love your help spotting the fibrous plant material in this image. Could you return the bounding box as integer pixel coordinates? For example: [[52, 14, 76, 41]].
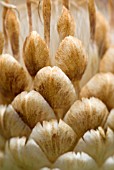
[[0, 1, 114, 170]]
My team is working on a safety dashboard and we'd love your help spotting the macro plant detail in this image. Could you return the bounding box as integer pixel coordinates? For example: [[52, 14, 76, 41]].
[[0, 0, 114, 170]]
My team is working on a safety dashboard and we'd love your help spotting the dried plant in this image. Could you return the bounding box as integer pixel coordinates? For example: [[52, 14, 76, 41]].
[[0, 0, 114, 170]]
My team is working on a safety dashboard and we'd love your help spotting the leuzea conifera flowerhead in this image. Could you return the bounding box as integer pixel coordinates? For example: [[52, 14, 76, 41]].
[[0, 0, 114, 170]]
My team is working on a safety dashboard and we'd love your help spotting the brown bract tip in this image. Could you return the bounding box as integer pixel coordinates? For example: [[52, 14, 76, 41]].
[[23, 31, 50, 77], [62, 0, 69, 9], [55, 36, 87, 81], [57, 6, 75, 40], [0, 54, 28, 102], [34, 66, 77, 119], [5, 8, 20, 61], [12, 90, 55, 129], [30, 119, 77, 162], [80, 73, 114, 110], [64, 97, 109, 138]]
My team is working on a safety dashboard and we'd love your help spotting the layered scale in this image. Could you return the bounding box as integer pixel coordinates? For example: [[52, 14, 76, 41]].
[[0, 0, 114, 170]]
